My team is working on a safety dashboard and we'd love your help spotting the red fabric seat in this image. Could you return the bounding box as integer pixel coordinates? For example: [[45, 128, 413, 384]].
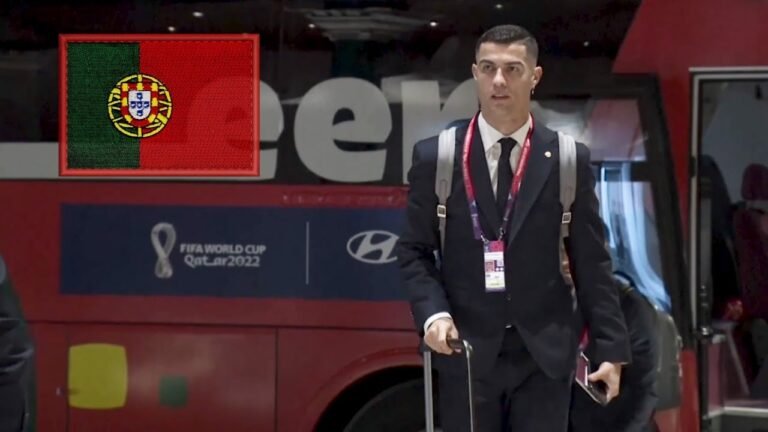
[[733, 164, 768, 319]]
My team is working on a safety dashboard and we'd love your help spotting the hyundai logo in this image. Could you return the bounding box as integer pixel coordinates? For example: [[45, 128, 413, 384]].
[[346, 230, 399, 264]]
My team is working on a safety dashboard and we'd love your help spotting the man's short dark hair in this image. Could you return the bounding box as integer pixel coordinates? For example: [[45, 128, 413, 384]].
[[475, 24, 539, 63]]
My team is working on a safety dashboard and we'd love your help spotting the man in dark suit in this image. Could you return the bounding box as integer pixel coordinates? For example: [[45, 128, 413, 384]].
[[397, 24, 631, 431], [0, 256, 34, 432]]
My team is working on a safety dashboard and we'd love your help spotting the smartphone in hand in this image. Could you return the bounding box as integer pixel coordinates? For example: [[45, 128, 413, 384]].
[[574, 352, 609, 406]]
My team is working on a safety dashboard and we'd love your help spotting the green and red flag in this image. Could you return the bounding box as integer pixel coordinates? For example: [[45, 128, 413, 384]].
[[60, 34, 260, 176]]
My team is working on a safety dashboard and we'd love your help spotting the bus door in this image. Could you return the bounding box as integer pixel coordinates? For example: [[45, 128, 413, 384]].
[[690, 67, 768, 431]]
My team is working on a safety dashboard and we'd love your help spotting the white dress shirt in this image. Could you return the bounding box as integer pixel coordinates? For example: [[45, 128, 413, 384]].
[[424, 113, 533, 333]]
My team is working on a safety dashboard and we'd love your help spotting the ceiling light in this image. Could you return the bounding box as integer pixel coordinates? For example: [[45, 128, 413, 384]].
[[495, 3, 503, 9], [308, 23, 316, 29], [583, 41, 590, 47], [192, 11, 204, 18], [167, 26, 176, 32], [429, 21, 438, 28]]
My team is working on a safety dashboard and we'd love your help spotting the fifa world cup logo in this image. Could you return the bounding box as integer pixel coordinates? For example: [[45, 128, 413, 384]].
[[151, 222, 176, 279]]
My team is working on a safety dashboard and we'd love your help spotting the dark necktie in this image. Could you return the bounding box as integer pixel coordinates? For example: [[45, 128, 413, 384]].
[[496, 137, 517, 216]]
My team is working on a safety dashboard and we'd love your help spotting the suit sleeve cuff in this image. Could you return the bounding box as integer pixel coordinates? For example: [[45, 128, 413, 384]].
[[424, 312, 452, 334], [592, 341, 632, 367]]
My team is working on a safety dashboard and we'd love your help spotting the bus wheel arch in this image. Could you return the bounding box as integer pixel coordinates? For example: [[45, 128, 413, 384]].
[[314, 366, 433, 432]]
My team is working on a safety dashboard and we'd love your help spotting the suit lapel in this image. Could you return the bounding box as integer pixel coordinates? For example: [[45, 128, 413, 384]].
[[467, 121, 502, 238], [505, 126, 557, 246]]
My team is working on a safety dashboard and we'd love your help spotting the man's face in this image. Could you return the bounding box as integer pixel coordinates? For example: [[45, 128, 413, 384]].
[[472, 42, 542, 116]]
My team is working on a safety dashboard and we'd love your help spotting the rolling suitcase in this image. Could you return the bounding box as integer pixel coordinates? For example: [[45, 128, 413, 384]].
[[423, 338, 475, 432]]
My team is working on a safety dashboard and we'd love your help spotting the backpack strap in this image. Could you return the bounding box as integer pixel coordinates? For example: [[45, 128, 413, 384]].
[[558, 131, 577, 288], [436, 127, 457, 256]]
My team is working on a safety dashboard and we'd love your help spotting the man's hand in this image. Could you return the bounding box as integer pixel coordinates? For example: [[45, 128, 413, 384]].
[[588, 362, 622, 402], [424, 317, 459, 355]]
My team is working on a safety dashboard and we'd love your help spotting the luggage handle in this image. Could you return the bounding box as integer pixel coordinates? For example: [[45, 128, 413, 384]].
[[447, 338, 472, 354], [423, 338, 475, 432]]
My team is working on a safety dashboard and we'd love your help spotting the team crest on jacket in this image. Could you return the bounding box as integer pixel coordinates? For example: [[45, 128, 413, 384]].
[[107, 74, 172, 138]]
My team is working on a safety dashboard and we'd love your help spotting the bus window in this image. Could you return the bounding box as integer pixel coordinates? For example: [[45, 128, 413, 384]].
[[532, 98, 671, 312], [599, 163, 669, 311]]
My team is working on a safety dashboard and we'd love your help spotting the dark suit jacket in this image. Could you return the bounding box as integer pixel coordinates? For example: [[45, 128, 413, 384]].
[[0, 256, 34, 431], [397, 118, 631, 380], [570, 276, 659, 432]]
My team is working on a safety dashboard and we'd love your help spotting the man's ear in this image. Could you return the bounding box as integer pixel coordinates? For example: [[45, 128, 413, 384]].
[[532, 66, 543, 87], [471, 63, 479, 80]]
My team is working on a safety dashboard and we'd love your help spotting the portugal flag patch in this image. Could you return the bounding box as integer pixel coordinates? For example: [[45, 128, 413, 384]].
[[60, 35, 260, 177]]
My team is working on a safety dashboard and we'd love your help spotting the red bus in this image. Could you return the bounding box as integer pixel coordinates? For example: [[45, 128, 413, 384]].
[[0, 0, 766, 431]]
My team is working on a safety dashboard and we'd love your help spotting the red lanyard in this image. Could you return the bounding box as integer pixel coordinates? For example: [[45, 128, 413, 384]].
[[461, 112, 534, 242]]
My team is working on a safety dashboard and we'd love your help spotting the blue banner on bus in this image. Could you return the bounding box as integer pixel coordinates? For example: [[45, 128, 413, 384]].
[[60, 204, 406, 300]]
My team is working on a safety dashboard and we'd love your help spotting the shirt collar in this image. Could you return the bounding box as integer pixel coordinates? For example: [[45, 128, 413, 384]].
[[478, 112, 532, 153]]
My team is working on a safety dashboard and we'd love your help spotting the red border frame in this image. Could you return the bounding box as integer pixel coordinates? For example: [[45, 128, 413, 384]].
[[58, 34, 261, 177]]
